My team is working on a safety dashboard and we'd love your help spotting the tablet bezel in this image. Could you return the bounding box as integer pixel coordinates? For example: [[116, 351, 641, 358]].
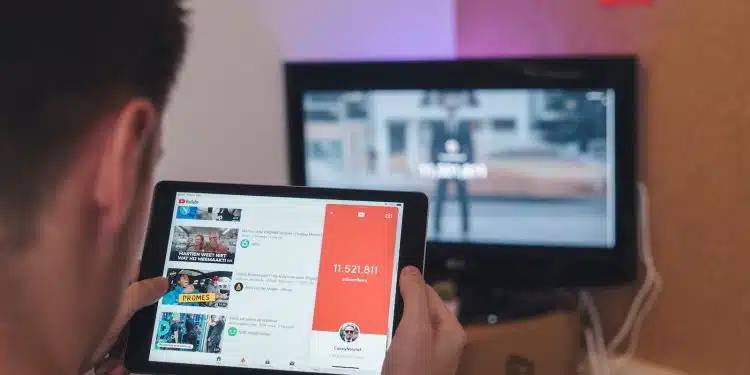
[[125, 180, 428, 375]]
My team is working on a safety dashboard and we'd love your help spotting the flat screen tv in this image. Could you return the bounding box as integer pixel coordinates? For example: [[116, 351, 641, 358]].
[[284, 57, 638, 287]]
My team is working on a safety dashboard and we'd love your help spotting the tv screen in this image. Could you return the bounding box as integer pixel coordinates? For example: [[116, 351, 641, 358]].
[[301, 88, 615, 248], [286, 58, 638, 287]]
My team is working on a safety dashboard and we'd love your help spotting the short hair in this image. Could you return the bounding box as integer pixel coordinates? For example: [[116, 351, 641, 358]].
[[0, 0, 188, 239]]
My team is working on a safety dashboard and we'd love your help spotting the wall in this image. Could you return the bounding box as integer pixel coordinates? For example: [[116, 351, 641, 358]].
[[158, 0, 456, 185], [157, 0, 287, 185], [456, 0, 648, 57], [251, 0, 455, 61], [456, 1, 750, 374]]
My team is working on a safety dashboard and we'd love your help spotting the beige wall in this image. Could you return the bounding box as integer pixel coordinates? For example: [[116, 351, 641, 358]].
[[156, 0, 456, 186], [633, 2, 749, 373], [156, 1, 286, 185], [458, 0, 750, 374]]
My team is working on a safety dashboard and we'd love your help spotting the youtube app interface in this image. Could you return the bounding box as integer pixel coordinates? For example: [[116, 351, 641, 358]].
[[148, 193, 403, 375]]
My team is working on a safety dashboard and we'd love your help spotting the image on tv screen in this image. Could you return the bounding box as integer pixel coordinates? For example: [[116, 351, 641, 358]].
[[302, 89, 615, 248]]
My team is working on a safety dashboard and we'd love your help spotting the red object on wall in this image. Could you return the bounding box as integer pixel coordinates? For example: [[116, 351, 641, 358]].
[[600, 0, 652, 7]]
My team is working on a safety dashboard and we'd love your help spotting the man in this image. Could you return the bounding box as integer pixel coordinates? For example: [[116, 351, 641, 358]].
[[0, 2, 465, 375], [205, 275, 229, 307], [426, 90, 476, 238], [342, 324, 359, 343], [205, 231, 229, 253], [162, 273, 200, 306], [183, 315, 199, 352], [206, 315, 225, 353], [169, 314, 184, 346]]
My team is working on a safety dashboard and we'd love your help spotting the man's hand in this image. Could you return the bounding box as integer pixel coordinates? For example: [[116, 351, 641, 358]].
[[81, 262, 168, 375], [383, 266, 467, 375]]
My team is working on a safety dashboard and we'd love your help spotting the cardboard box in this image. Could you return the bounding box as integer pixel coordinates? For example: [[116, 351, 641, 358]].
[[458, 311, 581, 375]]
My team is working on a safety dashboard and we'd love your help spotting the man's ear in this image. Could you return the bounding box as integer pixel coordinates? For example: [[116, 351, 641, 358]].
[[95, 98, 158, 233]]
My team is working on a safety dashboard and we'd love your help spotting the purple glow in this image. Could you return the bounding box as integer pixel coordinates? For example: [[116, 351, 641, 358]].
[[252, 0, 456, 61]]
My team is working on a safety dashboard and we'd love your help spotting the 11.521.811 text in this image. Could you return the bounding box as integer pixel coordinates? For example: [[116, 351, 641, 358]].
[[332, 264, 379, 275]]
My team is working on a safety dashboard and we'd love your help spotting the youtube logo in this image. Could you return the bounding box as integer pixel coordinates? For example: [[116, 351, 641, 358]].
[[178, 198, 186, 204]]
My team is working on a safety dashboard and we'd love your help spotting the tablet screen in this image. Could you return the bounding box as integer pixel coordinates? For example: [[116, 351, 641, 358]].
[[148, 192, 404, 375]]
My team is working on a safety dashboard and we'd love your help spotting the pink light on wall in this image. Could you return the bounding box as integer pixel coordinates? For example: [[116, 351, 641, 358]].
[[252, 0, 456, 61], [455, 0, 649, 58], [601, 0, 653, 7]]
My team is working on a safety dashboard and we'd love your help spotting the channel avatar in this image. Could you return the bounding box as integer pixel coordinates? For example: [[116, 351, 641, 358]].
[[339, 322, 360, 343]]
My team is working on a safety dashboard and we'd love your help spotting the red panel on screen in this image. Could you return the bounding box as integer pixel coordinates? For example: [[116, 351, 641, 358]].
[[601, 0, 652, 6], [311, 204, 399, 335]]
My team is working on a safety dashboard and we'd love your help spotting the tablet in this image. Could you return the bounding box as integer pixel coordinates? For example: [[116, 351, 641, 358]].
[[125, 181, 428, 375]]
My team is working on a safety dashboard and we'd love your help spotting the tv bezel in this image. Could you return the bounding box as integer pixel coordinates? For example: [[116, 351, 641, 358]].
[[284, 57, 638, 288]]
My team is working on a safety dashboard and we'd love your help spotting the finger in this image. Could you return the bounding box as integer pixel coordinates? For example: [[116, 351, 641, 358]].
[[425, 286, 466, 375], [94, 359, 129, 375], [91, 277, 167, 361], [384, 267, 429, 375], [122, 276, 168, 318], [427, 286, 466, 351], [397, 266, 430, 329], [126, 259, 142, 284], [426, 285, 457, 328], [108, 327, 129, 360]]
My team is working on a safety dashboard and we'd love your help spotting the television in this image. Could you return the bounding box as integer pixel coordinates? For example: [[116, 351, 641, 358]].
[[284, 57, 638, 287]]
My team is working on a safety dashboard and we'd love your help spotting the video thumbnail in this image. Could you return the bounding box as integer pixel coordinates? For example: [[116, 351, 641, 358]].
[[154, 313, 226, 353], [169, 226, 239, 264], [176, 206, 242, 222], [162, 269, 232, 308]]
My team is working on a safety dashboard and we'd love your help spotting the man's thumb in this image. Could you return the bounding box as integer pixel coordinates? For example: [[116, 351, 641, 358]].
[[123, 276, 168, 316], [398, 266, 429, 326]]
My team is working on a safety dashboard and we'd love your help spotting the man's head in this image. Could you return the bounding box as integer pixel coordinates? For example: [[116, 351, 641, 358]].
[[0, 0, 188, 371], [439, 92, 465, 112], [343, 324, 357, 341], [178, 274, 191, 288], [426, 90, 478, 113]]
